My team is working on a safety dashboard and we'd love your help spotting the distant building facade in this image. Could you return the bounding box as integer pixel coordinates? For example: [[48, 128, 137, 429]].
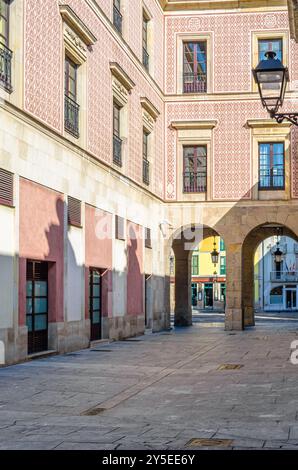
[[255, 236, 298, 311]]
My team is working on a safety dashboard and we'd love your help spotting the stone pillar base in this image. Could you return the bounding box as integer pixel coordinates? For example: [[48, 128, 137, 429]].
[[174, 312, 192, 327], [225, 308, 243, 331], [244, 306, 255, 326]]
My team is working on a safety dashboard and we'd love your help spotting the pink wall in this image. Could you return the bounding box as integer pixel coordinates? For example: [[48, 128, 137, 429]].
[[164, 10, 298, 200], [19, 179, 64, 326], [85, 205, 113, 319], [127, 221, 144, 316], [24, 0, 165, 198]]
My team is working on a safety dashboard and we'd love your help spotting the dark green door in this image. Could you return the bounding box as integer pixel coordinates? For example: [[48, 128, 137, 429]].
[[26, 261, 48, 354]]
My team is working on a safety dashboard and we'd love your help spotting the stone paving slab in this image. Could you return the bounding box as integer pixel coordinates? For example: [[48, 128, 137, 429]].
[[1, 322, 298, 449]]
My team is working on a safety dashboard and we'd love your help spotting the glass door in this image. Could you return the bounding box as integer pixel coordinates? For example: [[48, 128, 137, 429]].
[[90, 268, 102, 341], [204, 283, 213, 308], [26, 261, 48, 354]]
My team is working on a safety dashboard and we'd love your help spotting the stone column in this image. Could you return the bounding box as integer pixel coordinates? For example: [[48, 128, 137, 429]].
[[225, 242, 244, 330], [242, 241, 256, 327], [173, 241, 192, 327]]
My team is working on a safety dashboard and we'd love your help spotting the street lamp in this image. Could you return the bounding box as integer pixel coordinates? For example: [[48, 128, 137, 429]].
[[273, 227, 283, 264], [273, 242, 283, 264], [252, 51, 298, 125], [211, 237, 219, 265]]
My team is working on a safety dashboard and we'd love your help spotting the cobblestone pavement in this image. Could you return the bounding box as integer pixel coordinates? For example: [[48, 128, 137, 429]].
[[1, 321, 298, 450]]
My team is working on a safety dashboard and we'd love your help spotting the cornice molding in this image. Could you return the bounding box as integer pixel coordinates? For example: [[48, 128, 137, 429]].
[[110, 62, 136, 92], [60, 5, 97, 45], [247, 118, 292, 128], [140, 97, 160, 120], [170, 120, 218, 129], [159, 0, 286, 11]]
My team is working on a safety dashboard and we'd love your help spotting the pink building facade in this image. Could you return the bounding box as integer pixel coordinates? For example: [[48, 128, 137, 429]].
[[1, 0, 298, 364]]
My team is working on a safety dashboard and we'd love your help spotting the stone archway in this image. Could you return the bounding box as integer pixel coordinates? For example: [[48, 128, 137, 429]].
[[242, 223, 298, 327], [171, 224, 223, 327]]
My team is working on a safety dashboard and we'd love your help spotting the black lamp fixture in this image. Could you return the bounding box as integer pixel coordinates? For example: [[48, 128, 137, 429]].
[[252, 50, 298, 125], [211, 237, 219, 265], [273, 227, 283, 264]]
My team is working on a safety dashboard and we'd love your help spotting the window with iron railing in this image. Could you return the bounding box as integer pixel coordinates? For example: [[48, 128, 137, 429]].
[[183, 146, 207, 193], [259, 142, 285, 190], [0, 0, 12, 92], [143, 130, 150, 185], [142, 12, 149, 71], [113, 0, 122, 34], [64, 56, 80, 138], [183, 41, 207, 93], [113, 102, 122, 166]]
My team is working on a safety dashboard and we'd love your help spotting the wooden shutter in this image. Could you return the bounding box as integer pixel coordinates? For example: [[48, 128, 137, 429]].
[[0, 168, 13, 206], [115, 215, 125, 240], [145, 227, 152, 249], [68, 196, 81, 227]]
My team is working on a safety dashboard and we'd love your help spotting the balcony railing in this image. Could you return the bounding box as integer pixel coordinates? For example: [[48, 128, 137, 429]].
[[259, 169, 285, 190], [143, 158, 150, 185], [0, 42, 13, 92], [183, 73, 207, 93], [143, 48, 149, 71], [113, 134, 122, 167], [113, 5, 122, 34], [64, 95, 80, 138], [270, 271, 298, 282], [183, 171, 207, 193]]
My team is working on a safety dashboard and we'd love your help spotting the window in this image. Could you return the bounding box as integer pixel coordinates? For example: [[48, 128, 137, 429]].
[[0, 0, 12, 92], [259, 143, 285, 190], [143, 130, 150, 185], [192, 254, 199, 276], [68, 196, 81, 227], [183, 146, 207, 193], [142, 11, 149, 71], [0, 168, 13, 206], [220, 257, 226, 275], [145, 227, 152, 249], [0, 0, 9, 46], [270, 286, 283, 305], [113, 0, 122, 34], [115, 215, 125, 240], [258, 38, 282, 62], [183, 42, 207, 93], [113, 101, 122, 166], [89, 268, 102, 341], [64, 56, 80, 137], [220, 239, 225, 251]]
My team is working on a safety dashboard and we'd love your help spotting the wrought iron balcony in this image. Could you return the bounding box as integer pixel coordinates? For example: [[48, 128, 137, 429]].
[[0, 42, 13, 92], [270, 271, 298, 282], [64, 95, 80, 138], [143, 159, 150, 185], [183, 73, 207, 93], [259, 169, 285, 190], [113, 134, 122, 167], [183, 171, 207, 193], [143, 48, 149, 71], [113, 5, 122, 34]]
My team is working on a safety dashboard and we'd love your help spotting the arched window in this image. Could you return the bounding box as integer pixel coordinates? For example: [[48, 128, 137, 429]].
[[270, 286, 283, 305]]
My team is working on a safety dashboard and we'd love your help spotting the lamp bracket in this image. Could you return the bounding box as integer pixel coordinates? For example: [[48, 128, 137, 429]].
[[271, 112, 298, 126]]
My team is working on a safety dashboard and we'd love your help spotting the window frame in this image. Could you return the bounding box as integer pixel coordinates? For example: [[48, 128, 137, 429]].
[[258, 142, 285, 191], [192, 254, 199, 276], [183, 41, 207, 94], [0, 0, 10, 47], [65, 55, 78, 103], [183, 145, 207, 194]]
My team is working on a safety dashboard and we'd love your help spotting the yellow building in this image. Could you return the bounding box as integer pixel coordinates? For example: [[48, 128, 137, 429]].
[[191, 237, 226, 310]]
